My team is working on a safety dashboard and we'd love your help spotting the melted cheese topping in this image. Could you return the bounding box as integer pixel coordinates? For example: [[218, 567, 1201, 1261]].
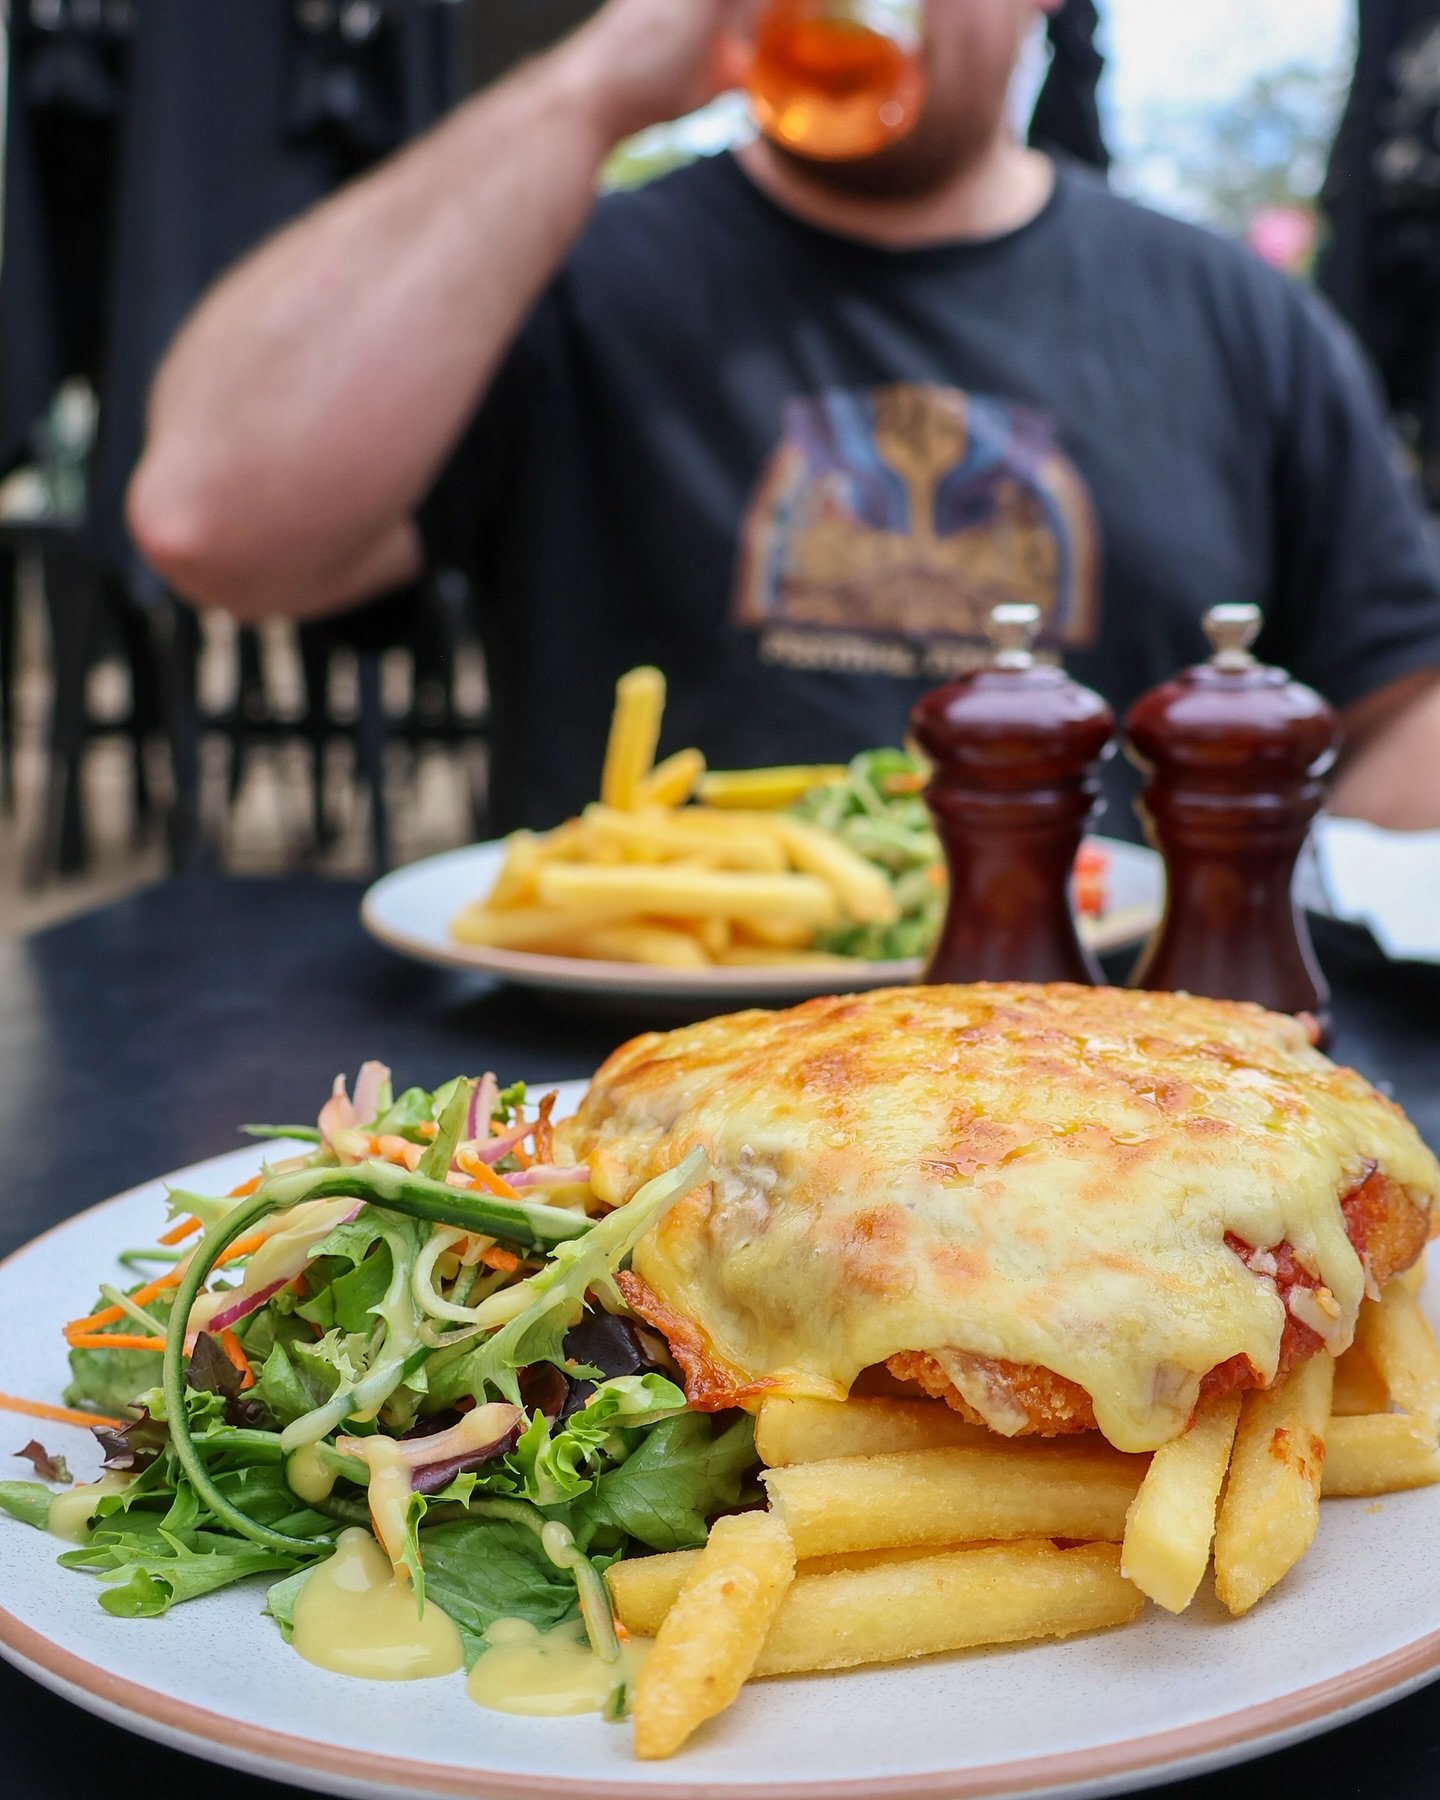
[[561, 984, 1440, 1452]]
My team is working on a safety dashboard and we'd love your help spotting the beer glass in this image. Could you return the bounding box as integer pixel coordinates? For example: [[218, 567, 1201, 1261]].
[[746, 0, 926, 162]]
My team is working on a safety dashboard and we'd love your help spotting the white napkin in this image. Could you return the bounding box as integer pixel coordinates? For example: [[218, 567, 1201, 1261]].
[[1313, 817, 1440, 963]]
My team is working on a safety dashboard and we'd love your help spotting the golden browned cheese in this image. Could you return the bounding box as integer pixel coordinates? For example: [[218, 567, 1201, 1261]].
[[559, 985, 1440, 1453]]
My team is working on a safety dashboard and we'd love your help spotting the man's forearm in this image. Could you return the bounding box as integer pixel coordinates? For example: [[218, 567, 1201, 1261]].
[[1331, 673, 1440, 830], [127, 46, 614, 616]]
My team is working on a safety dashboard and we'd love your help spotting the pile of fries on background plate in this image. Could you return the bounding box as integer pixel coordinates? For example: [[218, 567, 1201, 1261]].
[[453, 666, 913, 970], [618, 1263, 1440, 1758]]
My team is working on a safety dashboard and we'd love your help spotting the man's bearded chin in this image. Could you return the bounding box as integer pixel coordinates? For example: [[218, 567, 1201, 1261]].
[[768, 105, 1008, 201]]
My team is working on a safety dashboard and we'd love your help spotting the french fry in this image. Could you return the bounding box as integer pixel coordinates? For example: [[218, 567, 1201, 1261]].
[[767, 815, 900, 926], [580, 806, 789, 872], [717, 946, 853, 968], [554, 922, 712, 969], [609, 1545, 999, 1638], [1213, 1353, 1333, 1616], [731, 914, 816, 950], [536, 863, 842, 928], [485, 830, 542, 909], [754, 1396, 986, 1467], [640, 747, 706, 808], [757, 1541, 1141, 1674], [1322, 1412, 1440, 1496], [1120, 1393, 1240, 1613], [450, 898, 638, 951], [1330, 1342, 1389, 1417], [600, 666, 665, 811], [1396, 1258, 1426, 1297], [1354, 1281, 1440, 1426], [608, 1550, 708, 1637], [631, 1513, 795, 1761], [611, 1541, 1142, 1675], [698, 766, 847, 810], [761, 1440, 1147, 1558], [689, 915, 732, 959]]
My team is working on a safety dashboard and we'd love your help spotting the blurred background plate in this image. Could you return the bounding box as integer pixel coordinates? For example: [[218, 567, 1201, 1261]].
[[360, 835, 1164, 1005]]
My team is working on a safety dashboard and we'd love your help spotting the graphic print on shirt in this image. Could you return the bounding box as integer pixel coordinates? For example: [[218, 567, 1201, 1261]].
[[735, 383, 1099, 678]]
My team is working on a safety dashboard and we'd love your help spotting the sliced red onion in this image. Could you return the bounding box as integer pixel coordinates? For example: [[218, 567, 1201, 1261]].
[[466, 1072, 499, 1145], [412, 1419, 524, 1495], [317, 1074, 355, 1152], [375, 1401, 522, 1494], [508, 1164, 589, 1189], [353, 1060, 391, 1127], [200, 1201, 363, 1332], [469, 1119, 532, 1165], [206, 1276, 291, 1334]]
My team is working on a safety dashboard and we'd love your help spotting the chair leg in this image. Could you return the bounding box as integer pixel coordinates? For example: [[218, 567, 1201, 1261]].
[[156, 596, 206, 873], [355, 650, 390, 873], [31, 533, 97, 882], [0, 539, 17, 816], [297, 625, 334, 851], [112, 574, 159, 833], [227, 626, 268, 805]]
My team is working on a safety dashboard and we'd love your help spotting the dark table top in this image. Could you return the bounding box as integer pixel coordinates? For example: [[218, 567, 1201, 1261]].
[[1, 875, 1439, 1800]]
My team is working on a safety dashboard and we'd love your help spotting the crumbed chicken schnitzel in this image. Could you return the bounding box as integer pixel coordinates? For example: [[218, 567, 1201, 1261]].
[[562, 984, 1440, 1451]]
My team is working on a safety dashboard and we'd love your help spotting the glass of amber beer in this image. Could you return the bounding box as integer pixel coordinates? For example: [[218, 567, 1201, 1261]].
[[746, 0, 926, 161]]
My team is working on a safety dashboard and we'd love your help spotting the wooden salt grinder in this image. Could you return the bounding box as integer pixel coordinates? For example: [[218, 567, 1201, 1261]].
[[1124, 604, 1337, 1027], [910, 603, 1115, 986]]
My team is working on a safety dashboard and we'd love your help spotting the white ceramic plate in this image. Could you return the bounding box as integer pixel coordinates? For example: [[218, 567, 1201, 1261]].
[[3, 1109, 1440, 1800], [361, 838, 1163, 1003]]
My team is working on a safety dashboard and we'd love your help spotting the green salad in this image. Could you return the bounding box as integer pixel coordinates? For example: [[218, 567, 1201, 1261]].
[[0, 1066, 755, 1704], [791, 749, 944, 961]]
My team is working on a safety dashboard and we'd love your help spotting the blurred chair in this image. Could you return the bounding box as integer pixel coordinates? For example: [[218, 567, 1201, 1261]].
[[5, 517, 161, 880], [2, 0, 484, 882]]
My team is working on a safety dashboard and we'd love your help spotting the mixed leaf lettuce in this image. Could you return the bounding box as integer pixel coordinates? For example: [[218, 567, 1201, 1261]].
[[3, 1065, 755, 1667]]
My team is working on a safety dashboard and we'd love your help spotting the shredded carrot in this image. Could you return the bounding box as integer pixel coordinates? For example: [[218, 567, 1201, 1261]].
[[63, 1226, 269, 1340], [228, 1173, 265, 1199], [465, 1159, 522, 1201], [64, 1262, 188, 1336], [215, 1228, 271, 1265], [368, 1134, 424, 1172], [416, 1121, 438, 1140], [534, 1092, 556, 1165], [159, 1214, 204, 1246], [64, 1333, 165, 1353], [219, 1328, 256, 1390], [479, 1244, 521, 1273], [0, 1391, 126, 1431]]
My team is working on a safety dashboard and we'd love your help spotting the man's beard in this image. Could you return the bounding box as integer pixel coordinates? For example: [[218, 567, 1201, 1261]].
[[765, 106, 1007, 201]]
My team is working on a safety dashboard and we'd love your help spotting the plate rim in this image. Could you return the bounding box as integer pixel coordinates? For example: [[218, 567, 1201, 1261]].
[[359, 837, 1160, 992], [4, 1154, 1438, 1800], [3, 1586, 1438, 1800]]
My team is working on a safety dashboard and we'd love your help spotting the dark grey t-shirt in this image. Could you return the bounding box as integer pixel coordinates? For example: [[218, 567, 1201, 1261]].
[[444, 153, 1440, 836]]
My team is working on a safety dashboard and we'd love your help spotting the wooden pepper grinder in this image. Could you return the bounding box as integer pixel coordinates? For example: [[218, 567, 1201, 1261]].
[[910, 602, 1115, 986], [1124, 603, 1337, 1029]]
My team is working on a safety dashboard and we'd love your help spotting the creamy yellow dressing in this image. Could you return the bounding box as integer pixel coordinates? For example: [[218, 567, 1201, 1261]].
[[466, 1618, 649, 1717], [291, 1529, 463, 1680], [47, 1474, 131, 1543], [285, 1443, 338, 1506]]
